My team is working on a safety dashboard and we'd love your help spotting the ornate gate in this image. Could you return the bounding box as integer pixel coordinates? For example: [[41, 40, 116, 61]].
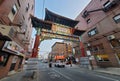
[[31, 9, 85, 58]]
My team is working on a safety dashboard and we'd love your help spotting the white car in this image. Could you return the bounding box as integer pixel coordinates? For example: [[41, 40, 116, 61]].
[[54, 60, 65, 68], [26, 58, 38, 64]]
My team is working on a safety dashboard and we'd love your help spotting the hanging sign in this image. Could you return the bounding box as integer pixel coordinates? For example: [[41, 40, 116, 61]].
[[2, 41, 24, 55], [41, 31, 79, 42]]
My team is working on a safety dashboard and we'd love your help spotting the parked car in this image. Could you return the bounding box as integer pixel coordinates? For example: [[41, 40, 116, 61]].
[[42, 59, 48, 63], [25, 58, 38, 64]]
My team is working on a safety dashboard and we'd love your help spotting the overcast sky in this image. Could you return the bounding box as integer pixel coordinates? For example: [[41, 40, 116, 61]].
[[33, 0, 91, 58]]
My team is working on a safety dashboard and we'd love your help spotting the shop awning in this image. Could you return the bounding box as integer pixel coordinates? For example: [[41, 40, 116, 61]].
[[0, 24, 15, 41], [19, 53, 25, 57]]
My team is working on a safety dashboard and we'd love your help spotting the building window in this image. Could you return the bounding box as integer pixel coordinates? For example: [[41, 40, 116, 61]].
[[103, 0, 117, 12], [31, 5, 34, 10], [109, 39, 120, 48], [113, 14, 120, 23], [28, 16, 31, 21], [17, 0, 21, 7], [82, 10, 89, 18], [26, 3, 29, 12], [95, 54, 109, 62], [92, 46, 99, 52], [86, 18, 91, 24], [23, 15, 25, 20], [103, 0, 111, 8], [88, 28, 98, 37], [88, 44, 104, 53], [12, 4, 18, 15], [8, 4, 18, 21], [0, 54, 9, 66], [98, 44, 104, 50]]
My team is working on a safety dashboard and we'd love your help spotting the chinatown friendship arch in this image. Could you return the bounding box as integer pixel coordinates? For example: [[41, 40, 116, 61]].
[[31, 8, 85, 58]]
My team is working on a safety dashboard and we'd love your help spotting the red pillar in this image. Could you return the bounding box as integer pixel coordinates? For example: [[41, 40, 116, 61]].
[[80, 41, 85, 57], [31, 35, 40, 58]]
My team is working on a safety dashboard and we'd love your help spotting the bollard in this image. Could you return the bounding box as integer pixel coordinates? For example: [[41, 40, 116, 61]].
[[31, 71, 37, 79]]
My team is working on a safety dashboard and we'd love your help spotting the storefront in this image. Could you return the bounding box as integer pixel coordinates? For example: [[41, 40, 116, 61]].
[[108, 35, 120, 66], [0, 40, 25, 78], [0, 24, 27, 78], [116, 53, 120, 65], [86, 44, 113, 68]]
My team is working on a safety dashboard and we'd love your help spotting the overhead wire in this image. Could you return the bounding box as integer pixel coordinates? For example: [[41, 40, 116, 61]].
[[42, 0, 45, 20]]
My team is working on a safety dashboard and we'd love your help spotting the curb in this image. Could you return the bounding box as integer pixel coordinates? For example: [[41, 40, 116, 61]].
[[94, 70, 120, 76]]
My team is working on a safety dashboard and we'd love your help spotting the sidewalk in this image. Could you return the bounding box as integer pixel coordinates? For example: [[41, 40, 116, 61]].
[[66, 64, 120, 76], [0, 64, 120, 81], [0, 64, 38, 81], [94, 67, 120, 76], [0, 71, 24, 81], [0, 70, 38, 81]]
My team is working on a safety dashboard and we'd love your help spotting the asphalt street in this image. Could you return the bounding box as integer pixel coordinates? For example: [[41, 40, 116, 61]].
[[38, 62, 120, 81], [0, 62, 120, 81]]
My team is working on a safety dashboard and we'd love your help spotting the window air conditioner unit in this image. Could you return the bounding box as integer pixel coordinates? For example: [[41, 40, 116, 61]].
[[0, 24, 16, 40], [107, 35, 115, 40]]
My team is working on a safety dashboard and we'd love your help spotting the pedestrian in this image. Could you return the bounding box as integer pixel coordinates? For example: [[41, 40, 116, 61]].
[[70, 60, 72, 67], [49, 61, 52, 68]]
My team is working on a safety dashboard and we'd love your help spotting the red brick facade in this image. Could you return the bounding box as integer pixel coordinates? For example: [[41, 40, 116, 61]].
[[51, 42, 72, 61], [0, 0, 34, 79], [76, 0, 120, 68]]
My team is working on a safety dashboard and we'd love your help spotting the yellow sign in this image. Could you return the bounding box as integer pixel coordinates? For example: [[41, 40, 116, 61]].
[[52, 24, 71, 35]]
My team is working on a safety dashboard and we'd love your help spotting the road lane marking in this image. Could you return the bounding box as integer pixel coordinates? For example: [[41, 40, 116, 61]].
[[95, 75, 119, 81], [48, 72, 60, 79], [52, 69, 74, 81]]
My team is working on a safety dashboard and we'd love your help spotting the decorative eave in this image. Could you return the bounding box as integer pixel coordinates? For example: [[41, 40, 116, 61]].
[[30, 15, 52, 30], [72, 29, 85, 36], [45, 8, 79, 28]]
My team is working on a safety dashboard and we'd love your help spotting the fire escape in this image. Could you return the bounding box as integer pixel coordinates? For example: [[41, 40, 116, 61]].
[[82, 0, 120, 18]]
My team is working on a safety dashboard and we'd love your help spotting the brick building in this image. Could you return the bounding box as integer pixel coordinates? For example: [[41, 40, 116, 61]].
[[0, 0, 34, 78], [63, 41, 73, 56], [51, 42, 72, 61], [75, 0, 120, 68]]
